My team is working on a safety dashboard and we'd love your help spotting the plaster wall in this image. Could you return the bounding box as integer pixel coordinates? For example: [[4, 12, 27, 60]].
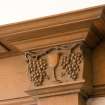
[[0, 55, 31, 100]]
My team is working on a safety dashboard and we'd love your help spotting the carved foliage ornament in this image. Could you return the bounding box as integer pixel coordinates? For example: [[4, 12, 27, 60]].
[[25, 43, 83, 87]]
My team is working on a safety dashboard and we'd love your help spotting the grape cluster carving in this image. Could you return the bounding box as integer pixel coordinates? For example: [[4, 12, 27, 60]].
[[26, 52, 48, 86], [61, 51, 82, 80], [25, 44, 83, 86]]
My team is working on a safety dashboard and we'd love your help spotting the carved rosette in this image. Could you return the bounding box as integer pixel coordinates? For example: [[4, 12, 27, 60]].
[[25, 43, 83, 87]]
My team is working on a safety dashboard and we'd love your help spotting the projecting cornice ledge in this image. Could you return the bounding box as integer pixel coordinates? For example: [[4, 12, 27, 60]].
[[0, 5, 105, 57]]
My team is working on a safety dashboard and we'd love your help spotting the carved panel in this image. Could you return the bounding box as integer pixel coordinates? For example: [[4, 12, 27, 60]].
[[25, 43, 83, 87]]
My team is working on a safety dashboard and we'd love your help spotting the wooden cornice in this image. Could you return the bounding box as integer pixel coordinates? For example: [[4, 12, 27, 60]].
[[0, 5, 105, 58], [0, 5, 104, 36]]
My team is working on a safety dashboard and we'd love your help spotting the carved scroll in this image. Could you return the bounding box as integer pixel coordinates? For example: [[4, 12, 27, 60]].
[[25, 43, 83, 87]]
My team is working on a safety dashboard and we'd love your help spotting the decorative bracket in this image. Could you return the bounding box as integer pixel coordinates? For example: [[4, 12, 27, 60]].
[[25, 43, 84, 87]]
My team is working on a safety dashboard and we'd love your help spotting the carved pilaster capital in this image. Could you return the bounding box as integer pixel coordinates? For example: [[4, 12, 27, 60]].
[[25, 41, 92, 98]]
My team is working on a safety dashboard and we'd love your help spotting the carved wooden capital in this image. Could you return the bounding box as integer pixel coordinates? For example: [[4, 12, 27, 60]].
[[25, 43, 83, 85], [25, 41, 92, 99]]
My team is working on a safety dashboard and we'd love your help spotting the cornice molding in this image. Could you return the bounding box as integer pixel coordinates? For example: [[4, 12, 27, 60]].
[[0, 5, 104, 58], [0, 5, 104, 36]]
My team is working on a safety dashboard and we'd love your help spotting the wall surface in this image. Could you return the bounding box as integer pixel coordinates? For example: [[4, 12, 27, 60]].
[[0, 55, 32, 100]]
